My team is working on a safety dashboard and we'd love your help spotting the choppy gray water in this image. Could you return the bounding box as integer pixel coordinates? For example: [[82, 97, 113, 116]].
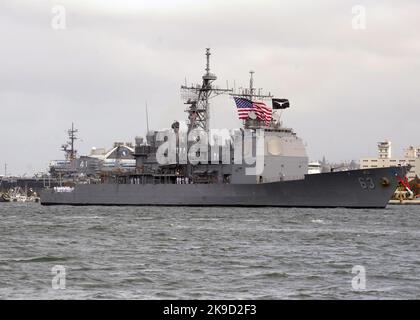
[[0, 203, 419, 299]]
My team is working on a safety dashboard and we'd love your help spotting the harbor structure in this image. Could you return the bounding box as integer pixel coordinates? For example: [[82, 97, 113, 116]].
[[360, 141, 420, 181], [49, 124, 136, 180]]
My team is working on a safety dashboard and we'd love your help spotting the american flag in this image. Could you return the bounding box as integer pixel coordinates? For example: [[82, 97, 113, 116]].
[[233, 97, 272, 123]]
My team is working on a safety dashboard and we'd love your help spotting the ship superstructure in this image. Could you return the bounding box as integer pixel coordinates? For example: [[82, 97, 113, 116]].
[[130, 48, 308, 185]]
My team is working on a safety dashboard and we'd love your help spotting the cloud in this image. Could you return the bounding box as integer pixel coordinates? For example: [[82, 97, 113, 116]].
[[0, 0, 419, 174]]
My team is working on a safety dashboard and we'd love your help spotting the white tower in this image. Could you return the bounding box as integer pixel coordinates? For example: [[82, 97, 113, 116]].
[[404, 146, 416, 158], [377, 141, 392, 159]]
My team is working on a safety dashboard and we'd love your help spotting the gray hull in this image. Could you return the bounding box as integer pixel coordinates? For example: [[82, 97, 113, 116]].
[[40, 166, 408, 208]]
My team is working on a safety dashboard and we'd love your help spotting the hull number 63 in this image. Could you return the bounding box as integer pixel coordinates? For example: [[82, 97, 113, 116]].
[[358, 177, 375, 189]]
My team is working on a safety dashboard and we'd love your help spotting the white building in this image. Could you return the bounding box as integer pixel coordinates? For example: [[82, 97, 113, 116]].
[[308, 161, 322, 174], [88, 142, 136, 169], [378, 141, 392, 159], [360, 141, 420, 181]]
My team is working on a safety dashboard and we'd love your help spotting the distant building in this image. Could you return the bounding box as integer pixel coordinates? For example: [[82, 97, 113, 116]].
[[377, 141, 392, 159], [49, 142, 136, 178], [315, 157, 359, 173], [88, 142, 136, 172], [308, 161, 322, 174], [404, 146, 420, 159], [360, 141, 420, 180]]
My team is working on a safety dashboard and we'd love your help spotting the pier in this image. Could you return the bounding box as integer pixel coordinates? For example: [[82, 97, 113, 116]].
[[389, 199, 420, 205]]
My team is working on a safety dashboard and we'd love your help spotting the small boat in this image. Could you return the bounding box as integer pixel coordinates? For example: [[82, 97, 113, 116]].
[[0, 188, 40, 203], [0, 193, 11, 202]]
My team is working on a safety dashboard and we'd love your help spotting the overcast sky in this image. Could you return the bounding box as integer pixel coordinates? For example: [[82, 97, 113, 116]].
[[1, 0, 419, 175]]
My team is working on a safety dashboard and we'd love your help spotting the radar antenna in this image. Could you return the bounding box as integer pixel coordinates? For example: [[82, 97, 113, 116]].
[[230, 71, 273, 101], [145, 101, 150, 133]]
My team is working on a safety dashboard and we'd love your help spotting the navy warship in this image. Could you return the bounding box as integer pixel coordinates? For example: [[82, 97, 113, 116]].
[[40, 49, 410, 208]]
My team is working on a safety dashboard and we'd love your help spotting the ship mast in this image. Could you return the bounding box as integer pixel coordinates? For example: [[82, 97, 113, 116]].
[[145, 101, 150, 133], [230, 72, 274, 129], [231, 71, 273, 102], [249, 70, 255, 101], [62, 123, 78, 161], [181, 48, 232, 133]]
